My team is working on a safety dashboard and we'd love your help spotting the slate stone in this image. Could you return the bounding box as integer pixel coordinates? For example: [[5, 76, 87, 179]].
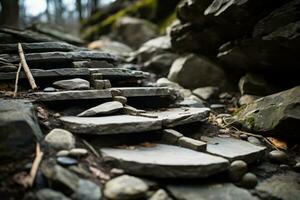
[[256, 172, 300, 200], [149, 107, 210, 127], [167, 183, 258, 200], [161, 129, 183, 145], [0, 51, 117, 64], [60, 115, 162, 135], [0, 42, 80, 54], [53, 78, 90, 90], [100, 144, 229, 178], [178, 137, 207, 152], [60, 108, 209, 135], [234, 86, 300, 138], [0, 68, 90, 81], [57, 157, 78, 166], [72, 179, 102, 200], [30, 87, 172, 102], [0, 65, 17, 72], [192, 87, 219, 100], [238, 74, 275, 96], [0, 100, 43, 161], [113, 96, 128, 105], [89, 68, 149, 79], [104, 175, 149, 200], [204, 137, 266, 163], [78, 101, 123, 117], [92, 79, 111, 89]]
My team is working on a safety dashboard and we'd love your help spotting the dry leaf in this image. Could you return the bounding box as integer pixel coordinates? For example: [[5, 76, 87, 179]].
[[267, 137, 287, 150]]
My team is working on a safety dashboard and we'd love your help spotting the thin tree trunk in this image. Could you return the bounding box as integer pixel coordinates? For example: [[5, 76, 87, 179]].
[[76, 0, 82, 21], [0, 0, 19, 28]]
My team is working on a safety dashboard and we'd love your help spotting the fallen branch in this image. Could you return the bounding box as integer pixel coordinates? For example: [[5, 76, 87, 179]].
[[22, 143, 44, 188], [13, 63, 22, 98], [82, 139, 100, 158], [18, 43, 38, 90]]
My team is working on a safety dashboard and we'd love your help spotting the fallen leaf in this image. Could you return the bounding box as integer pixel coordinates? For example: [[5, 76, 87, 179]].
[[267, 137, 287, 150]]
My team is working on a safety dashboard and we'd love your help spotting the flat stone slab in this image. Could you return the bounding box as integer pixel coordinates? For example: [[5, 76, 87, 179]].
[[60, 115, 162, 135], [149, 107, 210, 127], [77, 101, 123, 117], [167, 183, 258, 200], [0, 51, 117, 64], [100, 144, 229, 178], [90, 68, 149, 79], [0, 68, 90, 81], [30, 87, 172, 101], [204, 137, 266, 163], [59, 107, 210, 135], [256, 172, 300, 200], [0, 42, 81, 54]]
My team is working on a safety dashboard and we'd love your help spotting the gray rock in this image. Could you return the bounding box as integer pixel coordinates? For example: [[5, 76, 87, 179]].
[[256, 172, 300, 200], [92, 79, 111, 89], [239, 134, 248, 140], [89, 68, 149, 80], [234, 86, 300, 138], [268, 150, 288, 164], [168, 54, 227, 89], [0, 100, 42, 160], [0, 65, 17, 72], [161, 129, 183, 145], [240, 173, 258, 189], [69, 148, 88, 157], [104, 175, 149, 200], [73, 179, 101, 200], [192, 87, 219, 100], [57, 156, 78, 166], [100, 144, 229, 178], [56, 150, 69, 157], [44, 87, 57, 92], [204, 137, 266, 163], [179, 99, 205, 108], [229, 160, 248, 182], [35, 189, 71, 200], [210, 104, 226, 109], [247, 136, 264, 146], [239, 95, 260, 106], [178, 137, 207, 152], [167, 183, 258, 200], [44, 128, 75, 150], [149, 189, 172, 200], [77, 101, 123, 117], [239, 74, 275, 96], [113, 96, 128, 105], [53, 78, 90, 90], [114, 16, 159, 49], [88, 39, 133, 57]]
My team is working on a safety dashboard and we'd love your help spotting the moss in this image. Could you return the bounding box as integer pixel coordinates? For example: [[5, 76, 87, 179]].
[[245, 116, 255, 129], [158, 11, 177, 34], [81, 0, 158, 41]]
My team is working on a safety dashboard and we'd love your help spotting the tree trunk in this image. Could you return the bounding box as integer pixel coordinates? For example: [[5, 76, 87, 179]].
[[76, 0, 82, 20], [0, 0, 19, 28]]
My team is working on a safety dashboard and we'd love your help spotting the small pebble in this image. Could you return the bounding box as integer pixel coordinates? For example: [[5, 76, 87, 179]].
[[269, 150, 288, 164], [229, 160, 248, 182], [113, 96, 127, 105], [210, 104, 226, 109], [239, 134, 248, 140], [110, 89, 122, 97], [43, 87, 57, 92], [110, 168, 125, 175], [240, 173, 258, 189], [69, 148, 88, 157], [247, 136, 263, 146], [57, 156, 78, 166], [56, 150, 69, 157]]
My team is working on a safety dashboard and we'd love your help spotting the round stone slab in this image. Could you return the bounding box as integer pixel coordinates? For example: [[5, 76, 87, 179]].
[[100, 144, 229, 178]]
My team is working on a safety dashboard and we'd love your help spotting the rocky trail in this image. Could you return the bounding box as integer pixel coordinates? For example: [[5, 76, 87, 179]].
[[1, 0, 300, 200]]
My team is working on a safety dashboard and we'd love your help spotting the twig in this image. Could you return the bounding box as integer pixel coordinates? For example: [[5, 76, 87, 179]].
[[82, 139, 100, 158], [23, 143, 44, 188], [18, 43, 38, 91], [13, 63, 22, 98]]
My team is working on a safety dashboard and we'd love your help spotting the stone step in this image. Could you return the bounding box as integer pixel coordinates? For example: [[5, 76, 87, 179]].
[[167, 183, 258, 200], [203, 137, 266, 164], [59, 107, 209, 135], [90, 68, 149, 79], [100, 144, 229, 178], [0, 51, 117, 64], [0, 42, 82, 54], [30, 87, 172, 101]]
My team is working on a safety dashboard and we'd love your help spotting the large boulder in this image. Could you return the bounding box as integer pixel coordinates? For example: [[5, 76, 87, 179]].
[[233, 86, 300, 138], [0, 100, 43, 162], [113, 16, 159, 49], [168, 54, 227, 89]]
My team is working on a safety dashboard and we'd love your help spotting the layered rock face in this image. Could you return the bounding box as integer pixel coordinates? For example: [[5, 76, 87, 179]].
[[171, 0, 300, 87]]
